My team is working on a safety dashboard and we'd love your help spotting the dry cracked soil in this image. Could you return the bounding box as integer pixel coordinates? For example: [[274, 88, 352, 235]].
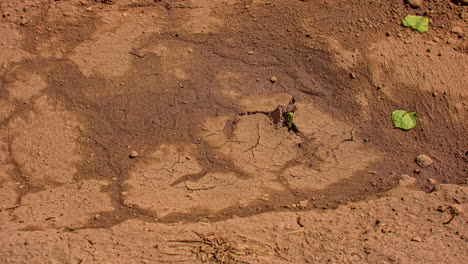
[[0, 0, 467, 263]]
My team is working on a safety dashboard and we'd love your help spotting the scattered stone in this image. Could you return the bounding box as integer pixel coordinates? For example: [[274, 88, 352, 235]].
[[415, 154, 433, 167], [451, 26, 463, 35], [449, 205, 462, 215], [349, 72, 356, 79], [374, 219, 382, 226], [270, 76, 277, 83], [399, 174, 417, 187], [238, 200, 248, 208], [260, 194, 270, 201], [247, 50, 254, 55], [297, 216, 306, 227], [364, 247, 371, 254], [129, 151, 139, 158], [385, 32, 391, 36], [298, 200, 309, 208], [414, 168, 421, 174], [411, 236, 423, 242], [406, 0, 423, 8], [432, 91, 438, 97]]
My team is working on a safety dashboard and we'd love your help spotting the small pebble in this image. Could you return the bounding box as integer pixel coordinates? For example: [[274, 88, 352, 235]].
[[406, 0, 423, 8], [129, 151, 139, 158], [415, 154, 433, 168], [247, 51, 254, 55], [270, 76, 277, 83], [411, 236, 423, 242], [297, 216, 305, 227], [298, 200, 309, 208], [349, 72, 356, 79], [451, 26, 463, 35]]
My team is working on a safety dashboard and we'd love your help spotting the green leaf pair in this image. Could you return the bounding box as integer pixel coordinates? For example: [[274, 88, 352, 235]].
[[392, 110, 418, 130]]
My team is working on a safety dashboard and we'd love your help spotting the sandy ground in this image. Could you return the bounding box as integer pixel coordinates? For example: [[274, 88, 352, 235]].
[[0, 0, 467, 263]]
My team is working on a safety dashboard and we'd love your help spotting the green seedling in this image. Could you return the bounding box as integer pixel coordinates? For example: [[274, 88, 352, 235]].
[[286, 112, 294, 129]]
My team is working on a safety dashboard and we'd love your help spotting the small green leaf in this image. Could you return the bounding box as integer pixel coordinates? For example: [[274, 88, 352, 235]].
[[286, 112, 294, 129], [392, 110, 418, 130], [402, 15, 429, 33]]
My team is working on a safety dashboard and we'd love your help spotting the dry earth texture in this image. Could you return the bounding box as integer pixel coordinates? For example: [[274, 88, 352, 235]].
[[0, 0, 467, 263]]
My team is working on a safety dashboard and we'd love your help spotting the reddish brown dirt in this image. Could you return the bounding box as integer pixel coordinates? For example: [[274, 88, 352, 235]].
[[0, 0, 467, 263]]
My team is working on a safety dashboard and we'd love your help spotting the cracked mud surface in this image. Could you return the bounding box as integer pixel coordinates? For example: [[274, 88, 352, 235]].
[[0, 0, 467, 263]]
